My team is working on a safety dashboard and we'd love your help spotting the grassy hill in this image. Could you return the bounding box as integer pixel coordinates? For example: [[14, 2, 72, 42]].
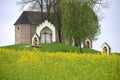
[[1, 43, 99, 53], [0, 43, 120, 80]]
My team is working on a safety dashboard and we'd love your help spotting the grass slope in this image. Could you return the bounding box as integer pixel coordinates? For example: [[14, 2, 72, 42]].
[[0, 48, 120, 80], [1, 43, 99, 53]]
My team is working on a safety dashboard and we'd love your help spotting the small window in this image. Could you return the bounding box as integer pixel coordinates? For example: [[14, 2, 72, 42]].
[[17, 27, 19, 31]]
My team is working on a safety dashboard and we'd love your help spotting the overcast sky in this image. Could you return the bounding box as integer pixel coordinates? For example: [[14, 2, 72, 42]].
[[0, 0, 120, 53]]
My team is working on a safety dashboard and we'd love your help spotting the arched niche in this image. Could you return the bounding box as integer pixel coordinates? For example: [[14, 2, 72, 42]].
[[33, 37, 37, 46], [103, 46, 107, 54], [84, 39, 92, 48], [32, 34, 40, 46]]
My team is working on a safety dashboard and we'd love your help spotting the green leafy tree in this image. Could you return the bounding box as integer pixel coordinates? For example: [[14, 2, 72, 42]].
[[60, 0, 101, 53]]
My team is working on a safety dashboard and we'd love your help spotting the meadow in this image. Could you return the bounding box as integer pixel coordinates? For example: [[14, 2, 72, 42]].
[[0, 43, 120, 80], [1, 43, 99, 53]]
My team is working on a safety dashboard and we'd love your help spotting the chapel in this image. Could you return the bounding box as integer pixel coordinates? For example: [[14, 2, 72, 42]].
[[14, 11, 59, 45]]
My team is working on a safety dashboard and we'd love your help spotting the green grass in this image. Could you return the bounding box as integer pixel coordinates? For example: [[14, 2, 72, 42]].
[[0, 48, 120, 80], [1, 43, 99, 53], [1, 44, 30, 50], [40, 43, 80, 52]]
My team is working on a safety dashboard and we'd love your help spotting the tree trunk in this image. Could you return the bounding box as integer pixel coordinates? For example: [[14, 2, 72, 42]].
[[58, 29, 62, 43], [74, 39, 78, 47], [38, 0, 43, 21]]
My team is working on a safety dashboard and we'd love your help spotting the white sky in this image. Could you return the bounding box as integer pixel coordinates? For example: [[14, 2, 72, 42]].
[[0, 0, 120, 52]]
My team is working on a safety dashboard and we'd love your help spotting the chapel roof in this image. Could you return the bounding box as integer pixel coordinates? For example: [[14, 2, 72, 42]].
[[14, 11, 47, 25]]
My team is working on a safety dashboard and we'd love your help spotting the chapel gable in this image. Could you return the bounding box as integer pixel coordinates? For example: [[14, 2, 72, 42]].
[[36, 20, 57, 43]]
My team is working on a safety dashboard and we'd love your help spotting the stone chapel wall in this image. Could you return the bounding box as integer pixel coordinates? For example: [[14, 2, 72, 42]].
[[15, 24, 31, 44]]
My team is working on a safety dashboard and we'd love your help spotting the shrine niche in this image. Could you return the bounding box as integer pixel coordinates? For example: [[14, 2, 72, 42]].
[[84, 39, 92, 48], [34, 37, 37, 46], [32, 34, 40, 46], [101, 42, 111, 55]]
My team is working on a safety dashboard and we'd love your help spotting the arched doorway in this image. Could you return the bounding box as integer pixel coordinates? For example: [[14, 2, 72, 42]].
[[40, 27, 52, 43]]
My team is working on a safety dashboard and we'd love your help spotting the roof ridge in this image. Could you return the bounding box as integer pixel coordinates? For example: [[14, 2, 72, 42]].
[[23, 10, 41, 13], [14, 11, 53, 25]]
